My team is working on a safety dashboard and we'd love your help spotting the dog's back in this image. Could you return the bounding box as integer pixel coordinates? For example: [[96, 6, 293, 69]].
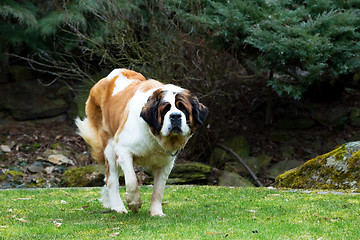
[[75, 69, 149, 163]]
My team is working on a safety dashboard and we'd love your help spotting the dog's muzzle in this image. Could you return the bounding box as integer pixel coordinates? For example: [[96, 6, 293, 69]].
[[169, 113, 182, 134]]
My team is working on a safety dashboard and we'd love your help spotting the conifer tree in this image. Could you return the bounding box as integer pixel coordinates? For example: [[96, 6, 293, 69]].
[[171, 0, 360, 99]]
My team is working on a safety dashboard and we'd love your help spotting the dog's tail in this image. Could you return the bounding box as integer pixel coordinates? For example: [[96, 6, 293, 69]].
[[75, 117, 106, 164]]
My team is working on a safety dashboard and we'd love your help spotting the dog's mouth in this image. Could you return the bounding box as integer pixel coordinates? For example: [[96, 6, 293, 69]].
[[170, 126, 182, 134]]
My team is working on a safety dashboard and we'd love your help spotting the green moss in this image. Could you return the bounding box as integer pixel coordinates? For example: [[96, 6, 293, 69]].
[[0, 170, 24, 183], [26, 178, 46, 188], [276, 142, 360, 190], [50, 143, 65, 149], [144, 163, 211, 185], [61, 165, 109, 187]]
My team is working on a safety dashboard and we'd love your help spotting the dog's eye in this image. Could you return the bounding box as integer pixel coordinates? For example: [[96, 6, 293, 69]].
[[177, 102, 186, 112], [162, 103, 171, 115], [177, 102, 189, 119], [159, 103, 171, 120]]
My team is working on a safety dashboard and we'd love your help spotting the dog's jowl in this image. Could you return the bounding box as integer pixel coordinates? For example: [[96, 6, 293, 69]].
[[76, 69, 208, 216]]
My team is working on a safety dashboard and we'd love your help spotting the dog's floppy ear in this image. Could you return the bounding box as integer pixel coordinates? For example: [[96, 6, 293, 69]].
[[140, 89, 163, 134], [191, 96, 209, 126]]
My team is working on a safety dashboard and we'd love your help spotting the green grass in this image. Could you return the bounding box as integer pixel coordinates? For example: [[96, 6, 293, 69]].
[[0, 186, 359, 239]]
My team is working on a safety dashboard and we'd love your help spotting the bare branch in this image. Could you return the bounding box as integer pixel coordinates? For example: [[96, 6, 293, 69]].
[[216, 143, 264, 187]]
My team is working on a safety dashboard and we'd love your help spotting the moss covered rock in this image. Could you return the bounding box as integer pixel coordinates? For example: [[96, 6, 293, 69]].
[[144, 162, 211, 185], [169, 162, 211, 184], [275, 142, 360, 189], [61, 165, 109, 187], [0, 170, 24, 184]]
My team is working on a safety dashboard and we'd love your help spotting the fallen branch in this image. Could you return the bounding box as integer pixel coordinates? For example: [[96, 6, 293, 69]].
[[216, 143, 264, 187], [86, 210, 114, 214]]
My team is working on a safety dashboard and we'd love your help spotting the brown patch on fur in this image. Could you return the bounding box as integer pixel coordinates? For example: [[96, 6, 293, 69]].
[[175, 91, 195, 131], [140, 89, 166, 135], [105, 80, 140, 138], [140, 79, 163, 92], [83, 76, 118, 163], [122, 69, 146, 81], [175, 90, 208, 131]]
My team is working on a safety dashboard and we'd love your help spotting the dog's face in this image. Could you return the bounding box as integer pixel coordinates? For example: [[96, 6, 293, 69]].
[[140, 84, 208, 153]]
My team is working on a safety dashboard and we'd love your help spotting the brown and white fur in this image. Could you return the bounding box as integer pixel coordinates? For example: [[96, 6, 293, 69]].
[[76, 69, 208, 216]]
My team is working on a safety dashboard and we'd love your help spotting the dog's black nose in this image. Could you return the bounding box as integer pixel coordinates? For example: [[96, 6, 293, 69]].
[[170, 113, 181, 121], [170, 113, 182, 126]]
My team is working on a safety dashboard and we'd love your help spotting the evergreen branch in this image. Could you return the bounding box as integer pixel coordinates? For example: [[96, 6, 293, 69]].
[[0, 0, 38, 27]]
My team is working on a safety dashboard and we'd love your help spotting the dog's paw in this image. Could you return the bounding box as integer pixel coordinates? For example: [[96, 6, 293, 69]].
[[99, 187, 111, 208], [112, 206, 128, 214], [127, 201, 142, 213], [125, 190, 142, 213], [149, 209, 166, 217], [99, 196, 111, 209]]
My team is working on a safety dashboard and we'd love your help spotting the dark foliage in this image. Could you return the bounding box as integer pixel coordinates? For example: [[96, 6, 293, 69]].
[[1, 0, 359, 162]]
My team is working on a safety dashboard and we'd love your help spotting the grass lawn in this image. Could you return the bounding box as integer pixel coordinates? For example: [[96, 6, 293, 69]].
[[0, 186, 359, 239]]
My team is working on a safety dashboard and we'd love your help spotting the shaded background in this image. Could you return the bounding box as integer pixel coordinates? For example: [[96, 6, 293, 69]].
[[1, 0, 360, 187]]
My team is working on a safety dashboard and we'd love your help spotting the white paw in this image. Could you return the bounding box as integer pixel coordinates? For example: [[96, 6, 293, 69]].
[[112, 206, 128, 214], [149, 209, 166, 217], [100, 198, 111, 209], [99, 191, 110, 208], [149, 204, 165, 216]]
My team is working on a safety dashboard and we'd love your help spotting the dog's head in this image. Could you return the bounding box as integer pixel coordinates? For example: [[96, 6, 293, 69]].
[[140, 84, 208, 154]]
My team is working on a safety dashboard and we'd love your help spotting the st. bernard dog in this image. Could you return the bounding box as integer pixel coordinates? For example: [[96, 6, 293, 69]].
[[76, 69, 208, 216]]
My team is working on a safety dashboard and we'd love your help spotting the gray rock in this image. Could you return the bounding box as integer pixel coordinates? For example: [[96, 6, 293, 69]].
[[44, 166, 55, 174], [218, 171, 255, 187], [0, 145, 11, 153], [42, 149, 70, 158], [327, 107, 348, 126], [266, 160, 304, 179], [69, 94, 87, 119], [275, 118, 316, 130], [268, 132, 291, 142], [279, 145, 294, 159], [210, 135, 250, 168], [224, 154, 272, 175], [0, 66, 70, 120], [47, 154, 74, 165], [8, 65, 32, 82], [27, 164, 43, 173], [350, 108, 360, 127]]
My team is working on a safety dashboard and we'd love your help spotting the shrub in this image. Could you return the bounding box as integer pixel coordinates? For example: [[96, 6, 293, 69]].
[[171, 0, 360, 99]]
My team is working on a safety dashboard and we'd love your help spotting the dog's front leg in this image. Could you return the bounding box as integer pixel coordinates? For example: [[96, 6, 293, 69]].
[[150, 160, 175, 217], [117, 151, 142, 213], [102, 143, 127, 213]]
